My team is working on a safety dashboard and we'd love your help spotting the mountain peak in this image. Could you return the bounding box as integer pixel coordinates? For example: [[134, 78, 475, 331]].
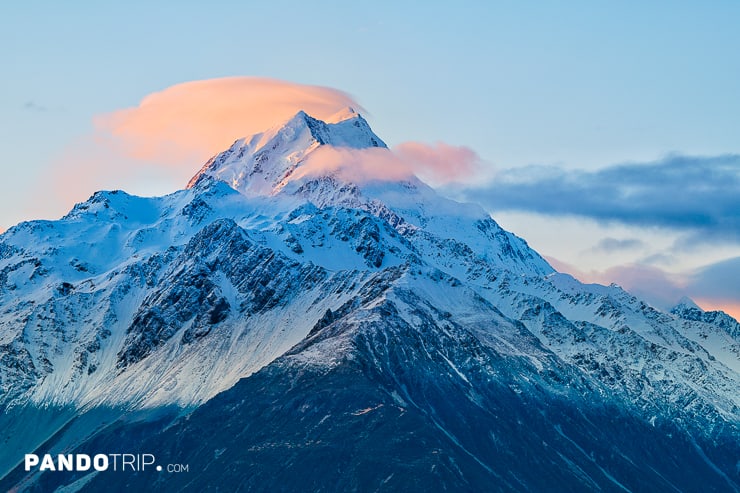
[[673, 295, 702, 311], [278, 108, 384, 148], [669, 296, 705, 321], [186, 110, 386, 195], [325, 106, 359, 123]]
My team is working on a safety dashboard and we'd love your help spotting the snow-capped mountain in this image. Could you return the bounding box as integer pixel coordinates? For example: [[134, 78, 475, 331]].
[[1, 109, 738, 491], [186, 108, 386, 194]]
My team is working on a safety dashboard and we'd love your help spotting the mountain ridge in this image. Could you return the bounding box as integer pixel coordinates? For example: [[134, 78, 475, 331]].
[[1, 110, 738, 490], [186, 109, 386, 193]]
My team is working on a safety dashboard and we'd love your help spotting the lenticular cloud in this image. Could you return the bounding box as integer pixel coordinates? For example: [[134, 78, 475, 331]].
[[95, 77, 364, 167], [45, 77, 482, 224], [93, 77, 482, 187]]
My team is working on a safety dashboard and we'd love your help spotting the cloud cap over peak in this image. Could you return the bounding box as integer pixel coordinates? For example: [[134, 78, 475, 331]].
[[95, 77, 364, 167]]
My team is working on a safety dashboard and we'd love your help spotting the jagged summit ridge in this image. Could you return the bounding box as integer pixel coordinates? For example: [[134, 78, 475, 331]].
[[187, 109, 386, 195]]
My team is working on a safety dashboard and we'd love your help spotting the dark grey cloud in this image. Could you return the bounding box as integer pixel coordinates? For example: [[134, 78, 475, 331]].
[[592, 237, 645, 253], [465, 154, 740, 244]]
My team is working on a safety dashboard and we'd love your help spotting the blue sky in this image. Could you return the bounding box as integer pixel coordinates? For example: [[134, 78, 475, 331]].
[[1, 1, 738, 315]]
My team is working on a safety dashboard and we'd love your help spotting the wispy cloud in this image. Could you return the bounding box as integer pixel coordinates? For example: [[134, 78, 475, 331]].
[[591, 237, 645, 254], [23, 101, 48, 112], [465, 154, 740, 244], [394, 142, 482, 185], [289, 142, 481, 187], [549, 254, 740, 320]]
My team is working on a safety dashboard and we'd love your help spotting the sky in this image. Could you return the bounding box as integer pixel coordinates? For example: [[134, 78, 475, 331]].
[[1, 1, 738, 318]]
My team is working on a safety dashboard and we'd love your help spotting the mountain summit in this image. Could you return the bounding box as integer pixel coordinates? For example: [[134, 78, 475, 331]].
[[1, 111, 739, 491], [186, 109, 385, 195]]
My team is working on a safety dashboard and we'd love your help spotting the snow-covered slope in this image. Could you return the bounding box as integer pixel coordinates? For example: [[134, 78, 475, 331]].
[[0, 110, 550, 411], [1, 109, 738, 490], [0, 184, 408, 410], [186, 109, 385, 195]]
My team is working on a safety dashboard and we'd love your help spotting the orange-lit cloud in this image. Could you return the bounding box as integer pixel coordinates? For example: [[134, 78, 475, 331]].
[[96, 77, 363, 168], [41, 76, 488, 219], [35, 77, 483, 223], [34, 77, 364, 217]]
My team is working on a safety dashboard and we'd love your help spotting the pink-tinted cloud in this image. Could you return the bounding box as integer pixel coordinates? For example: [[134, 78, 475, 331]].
[[547, 256, 688, 305], [291, 146, 413, 185], [96, 77, 363, 168], [35, 78, 363, 217], [546, 255, 740, 320], [290, 142, 482, 187], [42, 77, 486, 215], [394, 142, 481, 185], [38, 77, 481, 226]]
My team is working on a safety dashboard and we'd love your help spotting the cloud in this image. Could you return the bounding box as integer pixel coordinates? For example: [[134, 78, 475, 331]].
[[640, 253, 677, 267], [466, 154, 740, 244], [290, 142, 481, 187], [677, 257, 740, 320], [292, 146, 413, 185], [394, 142, 481, 185], [37, 77, 364, 215], [688, 257, 740, 303], [547, 256, 688, 309], [591, 237, 645, 254], [95, 77, 363, 169], [23, 101, 48, 112], [548, 254, 740, 320], [38, 77, 483, 221]]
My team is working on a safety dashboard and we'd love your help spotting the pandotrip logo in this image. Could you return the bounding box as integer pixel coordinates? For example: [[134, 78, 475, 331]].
[[24, 453, 189, 473]]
